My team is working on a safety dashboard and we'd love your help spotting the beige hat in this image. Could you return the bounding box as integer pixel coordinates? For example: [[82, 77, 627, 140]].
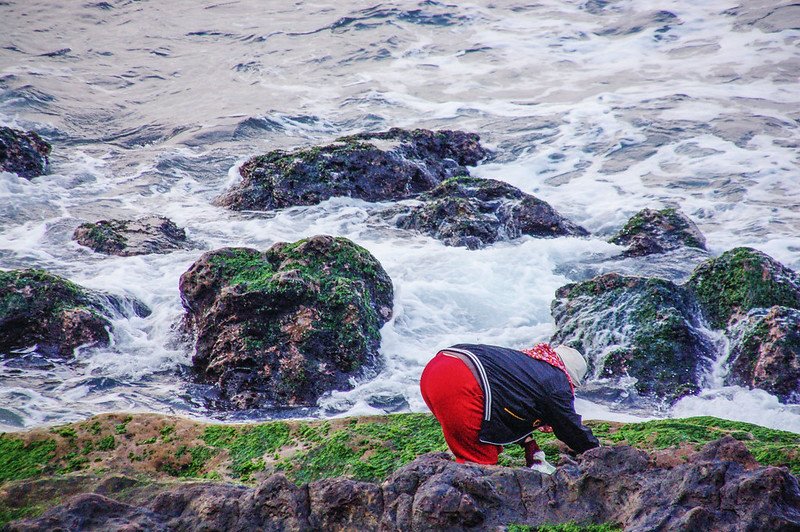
[[554, 345, 588, 387]]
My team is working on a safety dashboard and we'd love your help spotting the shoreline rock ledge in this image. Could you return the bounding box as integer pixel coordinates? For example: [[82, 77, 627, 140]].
[[179, 235, 394, 410], [6, 436, 799, 531]]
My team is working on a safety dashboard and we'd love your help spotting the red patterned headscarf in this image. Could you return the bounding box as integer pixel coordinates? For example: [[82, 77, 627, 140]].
[[521, 343, 576, 393]]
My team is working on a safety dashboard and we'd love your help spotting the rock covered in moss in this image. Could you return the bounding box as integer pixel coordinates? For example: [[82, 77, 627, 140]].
[[0, 270, 114, 357], [610, 207, 707, 257], [73, 216, 192, 256], [214, 128, 487, 211], [550, 273, 714, 402], [0, 127, 51, 179], [687, 247, 800, 329], [391, 176, 588, 249], [725, 306, 800, 402], [179, 235, 394, 409]]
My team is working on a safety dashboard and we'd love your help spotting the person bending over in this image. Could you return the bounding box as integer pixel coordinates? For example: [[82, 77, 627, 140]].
[[420, 342, 599, 469]]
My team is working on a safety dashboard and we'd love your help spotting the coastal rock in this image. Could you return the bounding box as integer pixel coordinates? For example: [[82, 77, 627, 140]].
[[0, 269, 111, 357], [73, 216, 192, 256], [550, 273, 715, 402], [609, 207, 707, 257], [10, 438, 800, 531], [213, 128, 487, 210], [687, 247, 800, 329], [392, 176, 588, 249], [725, 306, 800, 402], [0, 126, 51, 179], [179, 235, 393, 409]]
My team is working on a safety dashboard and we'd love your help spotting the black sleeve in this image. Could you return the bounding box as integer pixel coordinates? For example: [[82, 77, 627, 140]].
[[544, 390, 600, 454]]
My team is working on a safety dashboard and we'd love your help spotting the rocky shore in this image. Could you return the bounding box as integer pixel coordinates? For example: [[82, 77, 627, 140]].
[[1, 413, 798, 530], [2, 126, 800, 529]]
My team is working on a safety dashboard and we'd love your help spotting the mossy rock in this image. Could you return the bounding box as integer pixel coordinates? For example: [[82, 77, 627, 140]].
[[393, 176, 588, 249], [609, 207, 706, 257], [179, 235, 394, 409], [213, 128, 487, 210], [0, 126, 51, 179], [725, 306, 800, 402], [687, 247, 800, 329], [551, 273, 714, 402], [0, 269, 111, 357], [73, 216, 192, 256]]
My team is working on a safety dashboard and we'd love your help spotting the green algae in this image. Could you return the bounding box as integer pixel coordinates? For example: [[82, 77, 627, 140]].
[[203, 422, 292, 480], [0, 437, 57, 482], [688, 247, 800, 329], [508, 524, 622, 532], [277, 413, 449, 483], [587, 416, 800, 476], [97, 435, 115, 451], [160, 445, 218, 478]]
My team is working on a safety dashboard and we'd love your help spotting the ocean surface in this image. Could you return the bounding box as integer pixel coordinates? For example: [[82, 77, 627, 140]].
[[1, 0, 799, 433]]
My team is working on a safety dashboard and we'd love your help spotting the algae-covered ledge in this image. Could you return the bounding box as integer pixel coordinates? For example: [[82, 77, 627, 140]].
[[1, 413, 799, 528], [2, 413, 798, 488]]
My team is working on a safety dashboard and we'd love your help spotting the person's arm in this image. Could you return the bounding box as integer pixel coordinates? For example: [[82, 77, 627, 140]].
[[545, 390, 599, 454]]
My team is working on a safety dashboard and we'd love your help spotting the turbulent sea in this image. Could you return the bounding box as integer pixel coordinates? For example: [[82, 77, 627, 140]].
[[1, 1, 799, 433]]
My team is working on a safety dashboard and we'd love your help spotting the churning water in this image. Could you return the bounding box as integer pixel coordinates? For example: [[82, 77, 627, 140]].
[[1, 0, 799, 433]]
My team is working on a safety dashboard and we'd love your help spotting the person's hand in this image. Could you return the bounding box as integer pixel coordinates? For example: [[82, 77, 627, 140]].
[[521, 438, 540, 467], [538, 424, 554, 433]]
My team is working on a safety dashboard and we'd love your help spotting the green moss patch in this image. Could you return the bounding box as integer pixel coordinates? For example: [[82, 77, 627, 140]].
[[0, 437, 57, 482], [587, 416, 800, 475], [508, 524, 622, 532], [688, 247, 800, 329]]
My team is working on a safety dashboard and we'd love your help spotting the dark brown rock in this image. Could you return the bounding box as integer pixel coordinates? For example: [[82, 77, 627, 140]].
[[610, 207, 706, 257], [0, 269, 111, 358], [73, 216, 192, 256], [179, 235, 393, 409], [392, 176, 588, 249], [725, 306, 800, 402], [214, 128, 487, 211], [0, 126, 51, 179]]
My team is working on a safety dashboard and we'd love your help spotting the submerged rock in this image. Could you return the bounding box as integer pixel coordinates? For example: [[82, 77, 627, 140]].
[[8, 436, 800, 531], [214, 128, 487, 210], [73, 216, 192, 256], [725, 306, 800, 403], [0, 269, 147, 358], [179, 235, 393, 409], [550, 273, 714, 402], [0, 126, 51, 178], [609, 207, 707, 257], [392, 176, 588, 249], [687, 247, 800, 329]]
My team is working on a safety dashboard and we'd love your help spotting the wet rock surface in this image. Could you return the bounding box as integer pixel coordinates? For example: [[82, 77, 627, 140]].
[[179, 235, 393, 409], [73, 216, 193, 256], [725, 306, 800, 403], [9, 438, 800, 531], [391, 176, 588, 249], [0, 126, 51, 179], [687, 246, 800, 329], [550, 272, 714, 402], [609, 207, 707, 257], [214, 128, 487, 210], [0, 269, 112, 358]]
